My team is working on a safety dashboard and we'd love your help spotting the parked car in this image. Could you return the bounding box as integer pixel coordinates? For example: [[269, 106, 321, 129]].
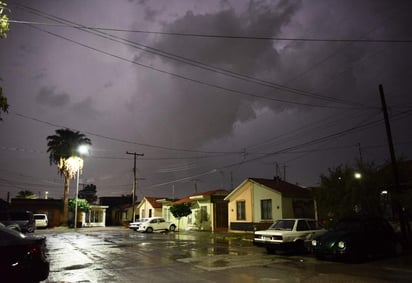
[[0, 210, 35, 233], [136, 217, 176, 233], [253, 218, 326, 254], [0, 223, 50, 282], [311, 216, 403, 262], [128, 218, 148, 231], [33, 214, 48, 229]]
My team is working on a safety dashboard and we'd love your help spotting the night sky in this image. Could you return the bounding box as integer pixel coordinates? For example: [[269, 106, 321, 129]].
[[1, 0, 411, 201]]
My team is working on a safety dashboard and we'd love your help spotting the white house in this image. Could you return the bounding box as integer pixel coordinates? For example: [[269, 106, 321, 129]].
[[224, 178, 315, 232]]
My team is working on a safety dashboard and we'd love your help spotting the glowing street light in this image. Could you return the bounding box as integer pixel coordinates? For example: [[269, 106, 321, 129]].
[[74, 145, 89, 229], [354, 172, 362, 179]]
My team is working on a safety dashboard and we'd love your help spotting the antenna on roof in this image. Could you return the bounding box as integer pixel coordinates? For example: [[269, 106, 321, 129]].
[[274, 162, 280, 180]]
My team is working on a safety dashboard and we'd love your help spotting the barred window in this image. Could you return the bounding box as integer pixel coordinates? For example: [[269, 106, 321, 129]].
[[200, 206, 208, 222], [261, 199, 272, 220], [236, 201, 246, 220]]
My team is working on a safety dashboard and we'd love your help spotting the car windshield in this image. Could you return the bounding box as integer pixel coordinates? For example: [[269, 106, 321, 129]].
[[269, 220, 295, 231], [34, 215, 45, 220]]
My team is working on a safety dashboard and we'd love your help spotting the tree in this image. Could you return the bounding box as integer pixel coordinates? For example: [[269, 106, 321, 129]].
[[0, 2, 10, 120], [0, 1, 10, 38], [78, 184, 98, 204], [170, 202, 192, 231], [0, 84, 8, 120], [16, 190, 36, 199], [68, 198, 90, 212], [47, 128, 91, 226], [313, 160, 383, 227]]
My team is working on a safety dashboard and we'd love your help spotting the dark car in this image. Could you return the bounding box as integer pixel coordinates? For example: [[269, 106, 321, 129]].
[[0, 210, 36, 233], [0, 224, 49, 282], [311, 216, 402, 262]]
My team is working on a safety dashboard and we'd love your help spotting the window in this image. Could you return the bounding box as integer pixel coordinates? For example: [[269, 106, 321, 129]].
[[296, 220, 309, 231], [261, 199, 272, 220], [270, 219, 295, 230], [236, 201, 246, 220], [307, 220, 323, 230], [200, 206, 208, 222]]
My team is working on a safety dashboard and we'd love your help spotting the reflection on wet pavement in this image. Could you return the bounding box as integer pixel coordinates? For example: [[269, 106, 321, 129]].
[[38, 228, 412, 283]]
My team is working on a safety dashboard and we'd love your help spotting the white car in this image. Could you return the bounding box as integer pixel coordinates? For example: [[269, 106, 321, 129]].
[[136, 217, 176, 233], [34, 214, 48, 228], [253, 218, 326, 253], [128, 218, 148, 231]]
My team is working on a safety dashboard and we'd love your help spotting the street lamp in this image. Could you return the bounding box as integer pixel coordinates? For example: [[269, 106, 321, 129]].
[[74, 145, 89, 229], [354, 172, 362, 179]]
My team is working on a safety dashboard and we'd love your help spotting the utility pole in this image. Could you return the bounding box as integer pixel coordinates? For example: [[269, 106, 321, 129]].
[[379, 84, 409, 245], [126, 151, 144, 222]]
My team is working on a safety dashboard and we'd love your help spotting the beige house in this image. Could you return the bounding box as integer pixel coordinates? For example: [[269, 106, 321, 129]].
[[162, 190, 229, 232], [224, 178, 315, 232], [137, 197, 165, 219]]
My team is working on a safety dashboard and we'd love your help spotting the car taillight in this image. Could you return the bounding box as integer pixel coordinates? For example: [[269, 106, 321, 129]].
[[28, 243, 42, 256]]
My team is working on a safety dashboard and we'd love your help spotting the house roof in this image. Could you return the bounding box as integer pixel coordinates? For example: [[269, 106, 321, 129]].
[[249, 178, 311, 198], [143, 197, 166, 209], [171, 189, 229, 205], [225, 177, 311, 200]]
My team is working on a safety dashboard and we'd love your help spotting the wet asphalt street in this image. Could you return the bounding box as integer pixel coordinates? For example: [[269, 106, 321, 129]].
[[35, 227, 412, 283]]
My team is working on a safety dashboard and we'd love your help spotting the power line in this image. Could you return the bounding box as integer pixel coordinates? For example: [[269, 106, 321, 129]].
[[27, 23, 351, 109], [9, 19, 412, 44], [219, 108, 412, 170], [13, 4, 369, 109], [13, 112, 243, 154]]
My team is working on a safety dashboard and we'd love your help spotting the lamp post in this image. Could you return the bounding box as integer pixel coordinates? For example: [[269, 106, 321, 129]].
[[74, 145, 89, 229], [353, 172, 362, 214]]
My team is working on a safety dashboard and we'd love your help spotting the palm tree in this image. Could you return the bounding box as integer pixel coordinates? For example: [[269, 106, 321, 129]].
[[47, 128, 91, 226]]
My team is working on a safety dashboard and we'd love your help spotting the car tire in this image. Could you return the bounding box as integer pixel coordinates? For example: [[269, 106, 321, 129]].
[[294, 240, 305, 253], [169, 225, 176, 231], [146, 227, 153, 233]]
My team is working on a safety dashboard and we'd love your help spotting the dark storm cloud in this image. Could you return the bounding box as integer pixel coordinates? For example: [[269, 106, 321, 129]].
[[35, 86, 70, 107], [154, 1, 301, 73], [71, 97, 100, 120], [34, 86, 99, 120], [127, 0, 302, 147]]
